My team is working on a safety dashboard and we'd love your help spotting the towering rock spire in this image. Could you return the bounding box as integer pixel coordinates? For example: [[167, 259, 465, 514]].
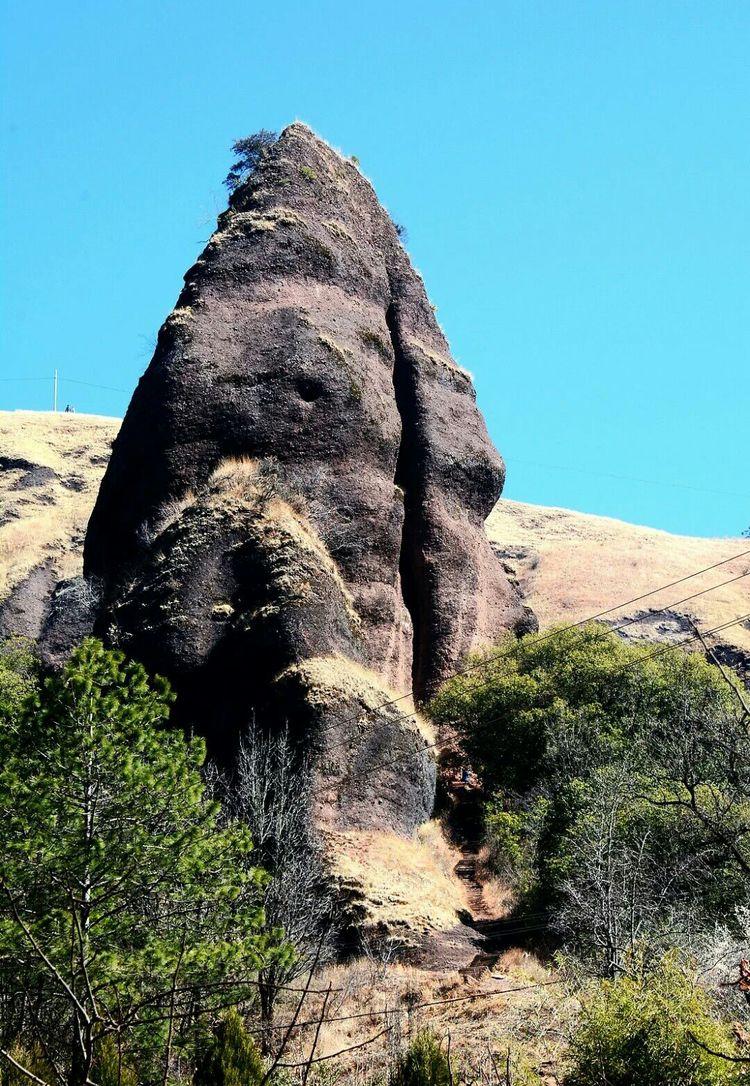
[[84, 123, 528, 831]]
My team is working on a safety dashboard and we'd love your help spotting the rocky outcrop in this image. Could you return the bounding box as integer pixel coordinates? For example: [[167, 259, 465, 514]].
[[85, 124, 525, 695], [82, 123, 526, 829]]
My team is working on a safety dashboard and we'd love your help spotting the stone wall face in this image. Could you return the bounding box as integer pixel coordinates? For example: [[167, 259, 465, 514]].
[[83, 123, 527, 831]]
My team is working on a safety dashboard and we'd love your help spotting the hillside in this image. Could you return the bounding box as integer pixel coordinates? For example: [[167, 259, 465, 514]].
[[2, 407, 749, 984], [487, 499, 750, 663], [2, 410, 747, 664], [0, 411, 119, 639]]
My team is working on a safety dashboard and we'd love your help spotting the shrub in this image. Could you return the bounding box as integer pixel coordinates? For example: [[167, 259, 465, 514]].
[[194, 1009, 265, 1086], [0, 635, 37, 724], [565, 954, 744, 1086], [224, 130, 278, 193], [389, 1031, 454, 1086], [429, 624, 750, 968]]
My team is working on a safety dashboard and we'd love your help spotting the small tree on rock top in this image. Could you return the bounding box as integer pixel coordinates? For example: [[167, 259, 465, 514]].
[[224, 131, 278, 193]]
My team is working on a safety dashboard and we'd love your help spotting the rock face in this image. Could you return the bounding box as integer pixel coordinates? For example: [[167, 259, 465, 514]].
[[83, 123, 527, 832]]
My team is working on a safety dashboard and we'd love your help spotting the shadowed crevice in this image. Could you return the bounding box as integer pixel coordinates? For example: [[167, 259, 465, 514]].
[[386, 301, 429, 702]]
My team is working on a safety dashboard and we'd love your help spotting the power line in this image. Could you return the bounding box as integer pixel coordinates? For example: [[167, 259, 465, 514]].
[[59, 377, 130, 394], [310, 552, 750, 752], [320, 567, 750, 757], [0, 375, 130, 393], [314, 611, 750, 799], [504, 456, 750, 501]]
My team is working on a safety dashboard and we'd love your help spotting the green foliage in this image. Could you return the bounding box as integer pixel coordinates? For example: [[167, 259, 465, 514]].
[[565, 955, 745, 1086], [299, 165, 318, 182], [389, 1031, 454, 1086], [0, 636, 38, 727], [224, 130, 277, 193], [483, 796, 542, 892], [491, 1042, 539, 1086], [194, 1009, 264, 1086], [93, 1036, 138, 1086], [0, 638, 286, 1084], [430, 624, 750, 967], [0, 1042, 56, 1085], [430, 623, 731, 796]]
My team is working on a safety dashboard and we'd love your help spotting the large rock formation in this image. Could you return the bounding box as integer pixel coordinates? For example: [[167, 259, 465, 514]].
[[83, 123, 528, 832]]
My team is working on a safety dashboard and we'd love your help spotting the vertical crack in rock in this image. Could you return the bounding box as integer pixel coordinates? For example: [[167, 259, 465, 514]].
[[386, 301, 426, 702], [82, 122, 527, 834]]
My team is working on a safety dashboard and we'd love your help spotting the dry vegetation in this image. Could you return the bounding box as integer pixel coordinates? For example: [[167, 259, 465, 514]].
[[266, 950, 573, 1083], [0, 411, 119, 601], [487, 497, 750, 655], [325, 820, 465, 936]]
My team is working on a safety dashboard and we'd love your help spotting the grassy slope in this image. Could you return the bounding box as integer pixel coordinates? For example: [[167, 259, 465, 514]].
[[487, 498, 750, 655], [0, 411, 119, 601]]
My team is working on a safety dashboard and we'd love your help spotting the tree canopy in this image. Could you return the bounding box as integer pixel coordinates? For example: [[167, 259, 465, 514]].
[[430, 624, 750, 972], [0, 638, 286, 1086]]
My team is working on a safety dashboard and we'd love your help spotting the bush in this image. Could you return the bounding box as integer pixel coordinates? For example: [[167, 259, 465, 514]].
[[194, 1009, 265, 1086], [565, 955, 745, 1086], [389, 1031, 454, 1086], [0, 635, 37, 724], [430, 623, 731, 796], [429, 624, 750, 968], [224, 130, 278, 193]]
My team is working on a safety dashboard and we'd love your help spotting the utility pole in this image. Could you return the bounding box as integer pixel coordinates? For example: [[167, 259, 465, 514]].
[[53, 369, 58, 413]]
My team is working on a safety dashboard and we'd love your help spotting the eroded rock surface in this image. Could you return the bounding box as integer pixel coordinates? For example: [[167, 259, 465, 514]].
[[82, 123, 525, 831]]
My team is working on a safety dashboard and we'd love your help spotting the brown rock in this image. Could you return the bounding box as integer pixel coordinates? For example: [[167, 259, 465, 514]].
[[83, 123, 527, 829]]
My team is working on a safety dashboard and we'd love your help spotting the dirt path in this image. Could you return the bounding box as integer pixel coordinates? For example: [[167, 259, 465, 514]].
[[447, 779, 539, 973]]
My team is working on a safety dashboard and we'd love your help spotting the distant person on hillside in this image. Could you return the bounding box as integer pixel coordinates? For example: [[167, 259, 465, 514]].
[[64, 404, 76, 413]]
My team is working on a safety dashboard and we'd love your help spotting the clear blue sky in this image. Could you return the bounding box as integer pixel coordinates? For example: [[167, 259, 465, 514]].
[[2, 1, 748, 537]]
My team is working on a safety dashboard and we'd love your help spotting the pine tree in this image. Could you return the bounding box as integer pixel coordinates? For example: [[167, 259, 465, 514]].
[[0, 638, 287, 1085]]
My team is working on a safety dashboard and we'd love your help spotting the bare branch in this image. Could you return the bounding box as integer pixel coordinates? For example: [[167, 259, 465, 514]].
[[0, 1046, 54, 1086], [275, 1026, 393, 1068]]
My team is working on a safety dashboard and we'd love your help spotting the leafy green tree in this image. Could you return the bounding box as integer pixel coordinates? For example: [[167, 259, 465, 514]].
[[430, 623, 731, 796], [193, 1009, 264, 1086], [0, 638, 287, 1086], [565, 954, 745, 1086], [430, 625, 750, 968]]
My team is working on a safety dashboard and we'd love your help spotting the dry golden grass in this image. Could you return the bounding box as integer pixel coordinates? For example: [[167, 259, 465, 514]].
[[153, 488, 197, 535], [270, 950, 574, 1081], [325, 821, 466, 936], [487, 498, 750, 654], [0, 411, 119, 601], [207, 454, 261, 489]]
